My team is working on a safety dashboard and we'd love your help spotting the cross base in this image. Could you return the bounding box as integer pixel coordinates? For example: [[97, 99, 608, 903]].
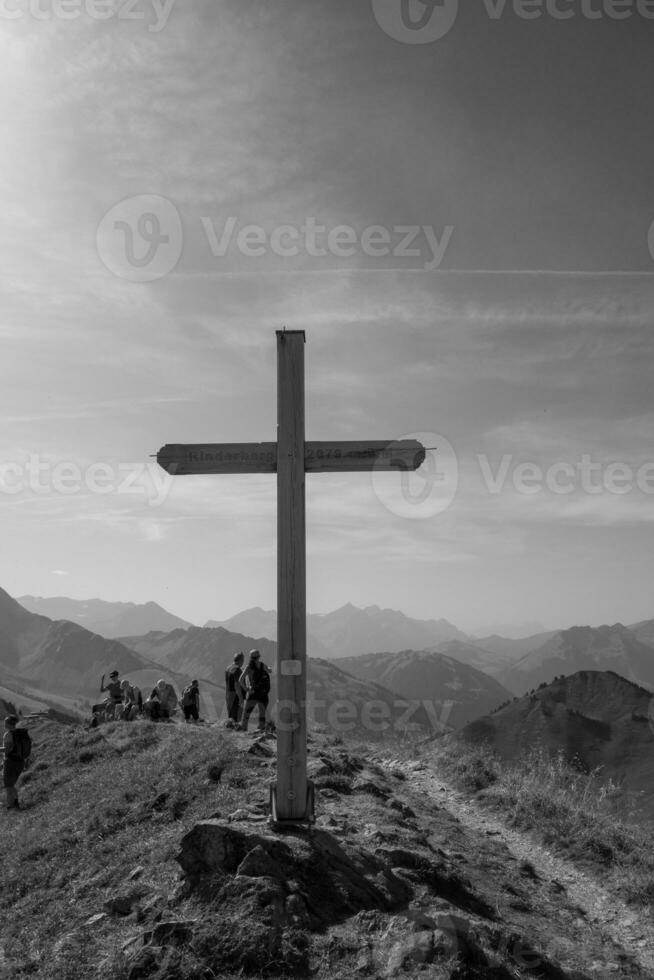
[[268, 780, 316, 831]]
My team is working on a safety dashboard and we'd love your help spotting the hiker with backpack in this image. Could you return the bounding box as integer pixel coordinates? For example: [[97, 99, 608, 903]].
[[238, 649, 271, 732], [225, 652, 245, 726], [3, 715, 31, 811], [181, 680, 201, 723]]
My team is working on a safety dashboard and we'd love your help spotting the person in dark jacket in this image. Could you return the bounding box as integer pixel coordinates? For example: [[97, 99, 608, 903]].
[[3, 715, 26, 811], [225, 652, 245, 725], [181, 680, 201, 722], [238, 649, 271, 732]]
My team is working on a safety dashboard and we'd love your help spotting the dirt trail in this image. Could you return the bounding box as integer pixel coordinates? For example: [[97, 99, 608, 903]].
[[407, 762, 654, 977]]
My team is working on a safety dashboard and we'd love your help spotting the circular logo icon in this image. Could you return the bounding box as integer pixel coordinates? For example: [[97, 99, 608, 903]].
[[372, 431, 458, 520], [96, 194, 183, 282], [648, 219, 654, 265], [371, 0, 459, 44]]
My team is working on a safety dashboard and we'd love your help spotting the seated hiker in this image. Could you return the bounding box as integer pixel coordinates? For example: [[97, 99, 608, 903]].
[[119, 680, 142, 721], [154, 678, 179, 719], [3, 715, 31, 811], [100, 670, 123, 721], [181, 680, 201, 723], [225, 652, 245, 725], [143, 689, 161, 721], [238, 649, 271, 732]]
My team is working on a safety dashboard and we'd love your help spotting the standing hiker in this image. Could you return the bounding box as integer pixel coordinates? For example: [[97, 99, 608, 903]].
[[238, 649, 271, 732], [225, 652, 245, 726], [3, 715, 31, 811], [181, 680, 201, 723]]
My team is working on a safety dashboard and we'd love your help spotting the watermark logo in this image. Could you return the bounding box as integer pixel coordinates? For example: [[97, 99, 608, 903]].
[[372, 0, 654, 43], [0, 455, 173, 508], [201, 216, 453, 271], [0, 0, 176, 31], [372, 432, 459, 520], [96, 194, 183, 282], [371, 0, 459, 43], [477, 453, 654, 497]]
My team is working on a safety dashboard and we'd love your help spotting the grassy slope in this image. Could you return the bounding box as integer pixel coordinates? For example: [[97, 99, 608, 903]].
[[0, 720, 257, 979], [430, 739, 654, 907]]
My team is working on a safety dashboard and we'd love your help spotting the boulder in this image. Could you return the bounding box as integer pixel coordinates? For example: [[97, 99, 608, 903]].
[[177, 820, 411, 927]]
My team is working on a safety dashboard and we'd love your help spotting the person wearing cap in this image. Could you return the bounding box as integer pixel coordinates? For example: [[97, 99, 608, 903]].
[[100, 670, 123, 721], [225, 652, 245, 726], [238, 649, 271, 732]]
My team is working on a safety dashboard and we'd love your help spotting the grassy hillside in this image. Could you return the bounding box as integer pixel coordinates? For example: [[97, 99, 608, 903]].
[[431, 739, 654, 908], [3, 717, 649, 979], [0, 719, 256, 979], [453, 671, 654, 819]]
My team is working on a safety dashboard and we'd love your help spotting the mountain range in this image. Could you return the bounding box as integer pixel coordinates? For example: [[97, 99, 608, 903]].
[[497, 624, 654, 695], [208, 602, 468, 659], [337, 649, 512, 729], [17, 595, 192, 638]]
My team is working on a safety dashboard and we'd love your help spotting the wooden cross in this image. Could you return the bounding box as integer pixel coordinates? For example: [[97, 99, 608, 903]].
[[157, 330, 425, 824]]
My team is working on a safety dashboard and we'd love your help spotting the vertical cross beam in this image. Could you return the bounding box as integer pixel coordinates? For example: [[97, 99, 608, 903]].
[[275, 329, 308, 822]]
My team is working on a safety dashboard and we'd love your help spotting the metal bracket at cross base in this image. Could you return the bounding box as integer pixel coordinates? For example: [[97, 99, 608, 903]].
[[269, 780, 315, 830]]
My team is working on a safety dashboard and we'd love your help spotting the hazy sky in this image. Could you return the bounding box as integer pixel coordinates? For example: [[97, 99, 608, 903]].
[[1, 0, 653, 633]]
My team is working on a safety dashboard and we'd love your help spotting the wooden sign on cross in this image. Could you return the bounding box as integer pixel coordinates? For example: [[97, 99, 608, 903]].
[[157, 330, 425, 825]]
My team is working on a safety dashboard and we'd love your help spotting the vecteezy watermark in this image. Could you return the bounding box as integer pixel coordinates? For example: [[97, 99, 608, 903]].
[[372, 432, 459, 520], [95, 195, 454, 281], [372, 0, 654, 43], [0, 0, 176, 31], [96, 195, 183, 282], [273, 697, 454, 734], [477, 454, 654, 496], [0, 456, 173, 507], [200, 216, 454, 271], [372, 0, 460, 43]]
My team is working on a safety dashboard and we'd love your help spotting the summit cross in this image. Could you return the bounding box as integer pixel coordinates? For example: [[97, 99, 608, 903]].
[[157, 330, 425, 825]]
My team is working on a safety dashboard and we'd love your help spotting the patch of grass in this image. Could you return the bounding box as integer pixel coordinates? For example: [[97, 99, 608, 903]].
[[435, 742, 654, 907]]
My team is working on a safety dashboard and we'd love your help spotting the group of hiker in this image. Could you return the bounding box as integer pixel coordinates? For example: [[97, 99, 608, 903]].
[[3, 649, 273, 812], [92, 648, 272, 732], [225, 649, 272, 732], [92, 673, 201, 726]]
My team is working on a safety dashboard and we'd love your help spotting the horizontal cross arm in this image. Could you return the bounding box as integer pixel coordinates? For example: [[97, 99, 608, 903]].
[[156, 439, 425, 475], [157, 443, 276, 475], [304, 440, 425, 472]]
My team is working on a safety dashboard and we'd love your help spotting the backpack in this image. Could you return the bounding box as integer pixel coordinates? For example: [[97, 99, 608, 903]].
[[252, 665, 271, 698], [11, 728, 32, 763], [181, 685, 197, 707]]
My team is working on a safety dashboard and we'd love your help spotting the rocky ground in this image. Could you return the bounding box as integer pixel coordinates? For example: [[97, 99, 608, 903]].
[[105, 728, 653, 979]]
